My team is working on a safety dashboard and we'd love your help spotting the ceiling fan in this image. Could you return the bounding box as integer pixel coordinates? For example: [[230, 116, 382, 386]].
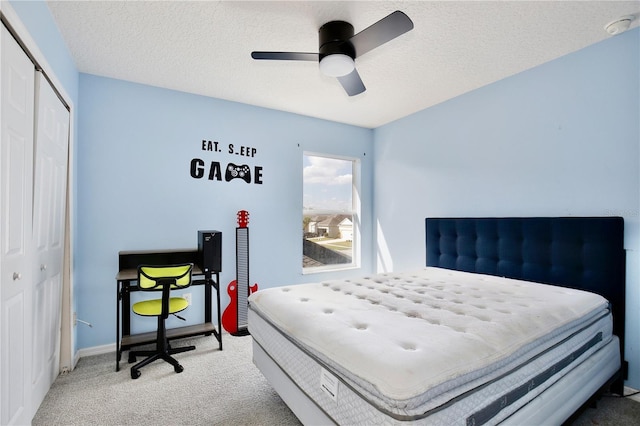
[[251, 11, 414, 96]]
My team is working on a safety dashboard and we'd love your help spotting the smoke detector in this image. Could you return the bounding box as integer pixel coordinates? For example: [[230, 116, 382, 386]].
[[604, 15, 635, 35]]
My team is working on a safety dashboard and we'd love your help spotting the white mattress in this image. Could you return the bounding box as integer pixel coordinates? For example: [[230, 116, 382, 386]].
[[248, 268, 615, 424]]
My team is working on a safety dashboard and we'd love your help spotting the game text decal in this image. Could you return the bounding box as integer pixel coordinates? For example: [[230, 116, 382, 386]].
[[190, 140, 263, 185]]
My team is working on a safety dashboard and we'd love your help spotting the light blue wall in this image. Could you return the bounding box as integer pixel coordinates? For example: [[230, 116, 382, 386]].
[[8, 0, 78, 101], [76, 74, 374, 347], [373, 28, 640, 387]]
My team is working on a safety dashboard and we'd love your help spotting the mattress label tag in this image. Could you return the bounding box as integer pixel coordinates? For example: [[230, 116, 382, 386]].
[[320, 367, 339, 402]]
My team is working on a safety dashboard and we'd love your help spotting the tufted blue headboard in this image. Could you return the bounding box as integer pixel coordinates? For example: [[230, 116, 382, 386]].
[[425, 217, 626, 386]]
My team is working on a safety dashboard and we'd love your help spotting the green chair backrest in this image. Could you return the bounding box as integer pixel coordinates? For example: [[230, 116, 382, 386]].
[[138, 263, 193, 291]]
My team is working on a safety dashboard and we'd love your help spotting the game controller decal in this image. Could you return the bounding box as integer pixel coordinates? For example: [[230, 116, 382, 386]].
[[225, 163, 251, 183]]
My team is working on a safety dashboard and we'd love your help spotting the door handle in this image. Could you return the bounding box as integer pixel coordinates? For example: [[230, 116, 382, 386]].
[[13, 272, 22, 281], [40, 264, 47, 271]]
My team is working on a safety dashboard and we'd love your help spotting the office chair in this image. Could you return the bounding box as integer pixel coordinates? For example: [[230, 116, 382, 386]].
[[129, 263, 195, 379]]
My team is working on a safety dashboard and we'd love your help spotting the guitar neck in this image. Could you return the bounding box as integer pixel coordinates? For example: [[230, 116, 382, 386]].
[[236, 227, 250, 328]]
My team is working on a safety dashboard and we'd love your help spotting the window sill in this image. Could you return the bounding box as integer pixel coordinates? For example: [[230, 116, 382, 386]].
[[302, 264, 360, 275]]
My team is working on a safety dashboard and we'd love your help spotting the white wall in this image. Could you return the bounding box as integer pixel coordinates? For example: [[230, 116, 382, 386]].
[[373, 28, 640, 387]]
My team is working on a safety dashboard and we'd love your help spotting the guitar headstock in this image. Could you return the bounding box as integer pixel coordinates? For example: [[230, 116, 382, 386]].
[[237, 210, 250, 228]]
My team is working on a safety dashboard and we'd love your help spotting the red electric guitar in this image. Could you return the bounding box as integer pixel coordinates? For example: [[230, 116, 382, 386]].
[[222, 210, 258, 336]]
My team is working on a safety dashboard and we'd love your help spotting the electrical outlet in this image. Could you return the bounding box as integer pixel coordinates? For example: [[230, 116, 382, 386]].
[[184, 293, 192, 305]]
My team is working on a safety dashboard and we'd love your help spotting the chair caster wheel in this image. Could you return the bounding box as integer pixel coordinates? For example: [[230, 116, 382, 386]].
[[174, 364, 184, 373], [131, 369, 141, 379]]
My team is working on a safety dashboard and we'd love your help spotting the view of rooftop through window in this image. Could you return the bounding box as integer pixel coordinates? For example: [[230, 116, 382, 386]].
[[302, 154, 357, 271]]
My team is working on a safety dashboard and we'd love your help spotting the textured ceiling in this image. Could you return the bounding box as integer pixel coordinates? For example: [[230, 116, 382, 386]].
[[46, 1, 639, 128]]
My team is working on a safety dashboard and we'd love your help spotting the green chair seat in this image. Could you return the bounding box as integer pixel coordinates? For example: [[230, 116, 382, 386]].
[[133, 297, 189, 316]]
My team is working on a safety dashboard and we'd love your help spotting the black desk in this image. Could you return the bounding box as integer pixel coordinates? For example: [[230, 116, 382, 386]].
[[116, 249, 222, 371]]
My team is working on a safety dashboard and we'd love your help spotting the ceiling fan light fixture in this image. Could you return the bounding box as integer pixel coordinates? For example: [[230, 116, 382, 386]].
[[319, 54, 355, 77]]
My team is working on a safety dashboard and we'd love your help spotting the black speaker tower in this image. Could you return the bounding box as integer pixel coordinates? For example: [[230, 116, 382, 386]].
[[198, 230, 222, 275]]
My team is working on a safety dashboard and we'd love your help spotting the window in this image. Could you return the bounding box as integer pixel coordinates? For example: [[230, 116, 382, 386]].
[[302, 153, 359, 272]]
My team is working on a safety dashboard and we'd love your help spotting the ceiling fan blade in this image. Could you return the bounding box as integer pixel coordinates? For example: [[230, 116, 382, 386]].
[[337, 68, 366, 96], [251, 51, 319, 61], [349, 10, 414, 57]]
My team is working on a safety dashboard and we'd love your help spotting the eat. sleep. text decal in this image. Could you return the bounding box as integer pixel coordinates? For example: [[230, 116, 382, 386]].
[[190, 140, 263, 185]]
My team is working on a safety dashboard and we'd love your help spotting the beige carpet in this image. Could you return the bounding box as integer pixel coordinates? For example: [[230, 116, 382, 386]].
[[34, 334, 300, 425], [34, 333, 640, 425], [569, 392, 640, 426]]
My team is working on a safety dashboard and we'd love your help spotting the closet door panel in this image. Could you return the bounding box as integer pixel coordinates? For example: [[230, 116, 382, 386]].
[[1, 25, 35, 426], [31, 72, 69, 413]]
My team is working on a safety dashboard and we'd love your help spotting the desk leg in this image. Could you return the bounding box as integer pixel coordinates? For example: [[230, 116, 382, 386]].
[[215, 272, 222, 350], [116, 281, 122, 372], [122, 283, 131, 336], [205, 276, 212, 324], [118, 282, 132, 372], [206, 273, 222, 350]]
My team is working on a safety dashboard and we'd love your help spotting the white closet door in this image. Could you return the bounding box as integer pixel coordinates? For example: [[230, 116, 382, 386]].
[[1, 24, 35, 426], [30, 72, 69, 415]]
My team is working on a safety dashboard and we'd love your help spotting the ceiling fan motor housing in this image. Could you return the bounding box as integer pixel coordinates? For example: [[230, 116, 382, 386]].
[[319, 21, 355, 60]]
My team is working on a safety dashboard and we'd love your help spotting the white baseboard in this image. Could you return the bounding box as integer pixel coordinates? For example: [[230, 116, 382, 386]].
[[75, 332, 231, 360], [78, 343, 116, 358], [62, 346, 109, 373], [624, 386, 640, 402]]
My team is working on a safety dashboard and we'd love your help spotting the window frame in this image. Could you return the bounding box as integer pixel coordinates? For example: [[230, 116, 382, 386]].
[[302, 152, 361, 274]]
